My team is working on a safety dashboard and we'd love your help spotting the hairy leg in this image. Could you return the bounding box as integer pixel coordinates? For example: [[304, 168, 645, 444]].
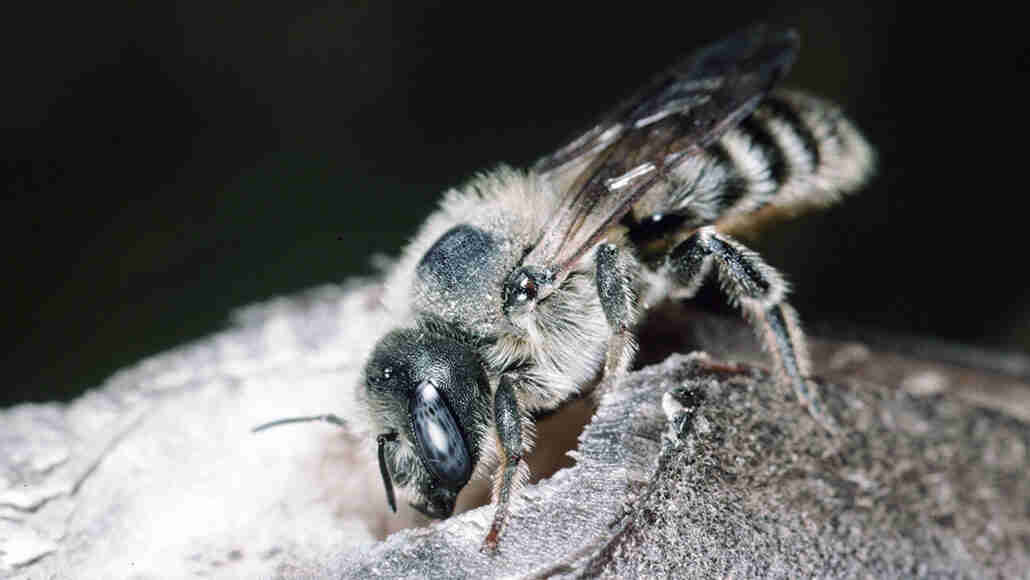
[[594, 243, 639, 396], [482, 373, 528, 553], [668, 226, 837, 432]]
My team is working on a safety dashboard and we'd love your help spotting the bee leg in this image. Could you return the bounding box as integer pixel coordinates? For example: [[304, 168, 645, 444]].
[[482, 373, 526, 553], [668, 226, 838, 433], [595, 243, 639, 395]]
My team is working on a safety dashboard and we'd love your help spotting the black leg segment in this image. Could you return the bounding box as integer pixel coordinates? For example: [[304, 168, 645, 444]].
[[668, 226, 836, 432], [594, 243, 639, 393], [482, 373, 526, 553]]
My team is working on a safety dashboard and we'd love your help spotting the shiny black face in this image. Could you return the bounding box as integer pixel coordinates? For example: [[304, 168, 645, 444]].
[[364, 324, 490, 518]]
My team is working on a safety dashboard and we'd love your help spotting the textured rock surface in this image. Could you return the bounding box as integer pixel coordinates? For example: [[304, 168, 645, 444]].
[[2, 282, 1029, 579]]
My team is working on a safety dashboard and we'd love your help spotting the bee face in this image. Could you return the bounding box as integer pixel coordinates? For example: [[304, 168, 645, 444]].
[[364, 325, 491, 518]]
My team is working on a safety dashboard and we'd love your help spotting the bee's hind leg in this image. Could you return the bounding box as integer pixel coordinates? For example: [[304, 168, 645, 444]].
[[666, 226, 838, 433]]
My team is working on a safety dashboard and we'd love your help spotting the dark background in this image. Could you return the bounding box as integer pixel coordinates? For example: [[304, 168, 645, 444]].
[[4, 3, 1029, 406]]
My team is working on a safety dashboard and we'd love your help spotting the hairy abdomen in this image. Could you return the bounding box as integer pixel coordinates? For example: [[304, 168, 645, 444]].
[[625, 89, 874, 260]]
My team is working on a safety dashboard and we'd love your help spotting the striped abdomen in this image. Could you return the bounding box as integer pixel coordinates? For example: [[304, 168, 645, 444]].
[[626, 89, 875, 258]]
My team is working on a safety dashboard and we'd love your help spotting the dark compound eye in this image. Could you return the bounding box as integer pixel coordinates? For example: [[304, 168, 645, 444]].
[[410, 380, 472, 488]]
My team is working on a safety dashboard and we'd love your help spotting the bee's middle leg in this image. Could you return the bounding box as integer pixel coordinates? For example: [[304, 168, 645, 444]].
[[595, 243, 639, 395]]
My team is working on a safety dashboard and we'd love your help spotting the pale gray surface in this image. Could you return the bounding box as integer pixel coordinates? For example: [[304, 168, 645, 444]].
[[2, 282, 1029, 579], [1, 283, 400, 579]]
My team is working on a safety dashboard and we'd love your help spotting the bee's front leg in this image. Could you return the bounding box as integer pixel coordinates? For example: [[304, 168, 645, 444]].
[[595, 243, 639, 396], [668, 226, 838, 433], [482, 373, 527, 553]]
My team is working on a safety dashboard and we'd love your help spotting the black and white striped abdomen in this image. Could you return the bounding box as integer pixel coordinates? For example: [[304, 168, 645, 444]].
[[628, 89, 874, 239]]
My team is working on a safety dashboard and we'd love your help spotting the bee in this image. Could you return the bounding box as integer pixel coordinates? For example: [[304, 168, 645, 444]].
[[255, 24, 874, 553]]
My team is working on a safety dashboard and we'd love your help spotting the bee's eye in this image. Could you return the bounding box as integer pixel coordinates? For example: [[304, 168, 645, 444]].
[[410, 381, 472, 488]]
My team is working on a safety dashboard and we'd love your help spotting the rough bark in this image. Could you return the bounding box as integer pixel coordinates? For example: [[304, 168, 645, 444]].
[[2, 283, 1028, 578]]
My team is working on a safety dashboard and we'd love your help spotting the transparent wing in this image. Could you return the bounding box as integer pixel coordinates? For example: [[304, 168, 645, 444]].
[[526, 24, 799, 275]]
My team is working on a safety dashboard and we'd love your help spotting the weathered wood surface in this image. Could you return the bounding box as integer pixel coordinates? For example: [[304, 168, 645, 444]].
[[2, 283, 1028, 578]]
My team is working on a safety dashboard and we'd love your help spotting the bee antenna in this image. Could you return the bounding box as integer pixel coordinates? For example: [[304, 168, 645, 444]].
[[377, 432, 399, 513], [251, 416, 399, 513], [251, 414, 347, 433]]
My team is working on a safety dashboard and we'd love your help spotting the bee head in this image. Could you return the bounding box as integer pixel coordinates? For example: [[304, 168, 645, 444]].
[[363, 323, 491, 518]]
